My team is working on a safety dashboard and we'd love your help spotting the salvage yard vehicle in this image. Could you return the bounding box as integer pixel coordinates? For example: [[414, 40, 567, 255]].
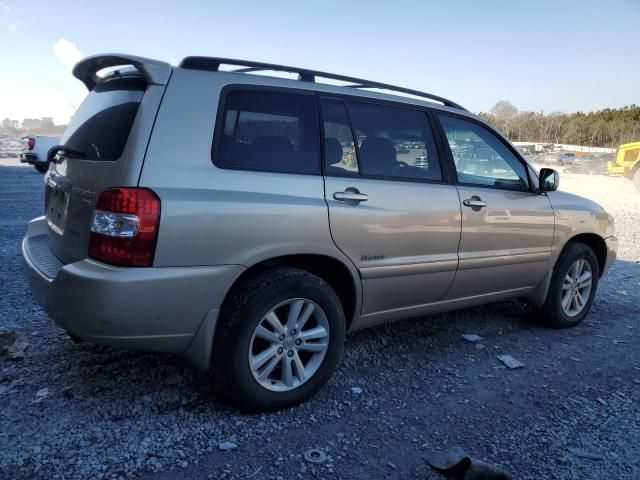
[[608, 142, 640, 190], [545, 152, 576, 166], [565, 154, 609, 175], [20, 135, 59, 173], [22, 54, 618, 411]]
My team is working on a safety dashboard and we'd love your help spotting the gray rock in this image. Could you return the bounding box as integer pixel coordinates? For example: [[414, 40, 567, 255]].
[[496, 355, 525, 369], [462, 334, 483, 343], [219, 441, 238, 451]]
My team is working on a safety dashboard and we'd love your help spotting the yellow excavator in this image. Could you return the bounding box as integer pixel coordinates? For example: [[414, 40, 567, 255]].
[[608, 142, 640, 191]]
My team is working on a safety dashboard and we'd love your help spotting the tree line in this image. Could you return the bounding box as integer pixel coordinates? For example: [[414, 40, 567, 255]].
[[3, 103, 639, 148], [480, 101, 640, 148], [1, 117, 66, 136]]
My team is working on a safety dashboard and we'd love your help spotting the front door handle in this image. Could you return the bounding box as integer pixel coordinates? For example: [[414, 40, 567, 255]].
[[333, 189, 368, 204], [463, 197, 487, 209]]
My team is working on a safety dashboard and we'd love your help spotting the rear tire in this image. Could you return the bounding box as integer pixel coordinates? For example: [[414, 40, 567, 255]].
[[35, 164, 48, 173], [534, 242, 599, 328], [213, 267, 345, 411]]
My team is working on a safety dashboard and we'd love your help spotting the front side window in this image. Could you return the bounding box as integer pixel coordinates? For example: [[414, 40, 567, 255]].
[[346, 101, 442, 181], [439, 115, 529, 191], [215, 89, 320, 175]]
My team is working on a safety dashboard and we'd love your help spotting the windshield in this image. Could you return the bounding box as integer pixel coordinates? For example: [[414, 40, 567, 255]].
[[60, 76, 145, 161]]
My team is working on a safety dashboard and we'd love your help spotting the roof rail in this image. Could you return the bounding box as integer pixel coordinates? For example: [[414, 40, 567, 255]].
[[179, 56, 467, 111], [73, 54, 172, 90]]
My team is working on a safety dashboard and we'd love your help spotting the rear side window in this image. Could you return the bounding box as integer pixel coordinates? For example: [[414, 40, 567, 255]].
[[215, 89, 320, 175], [61, 77, 145, 160], [346, 101, 442, 181]]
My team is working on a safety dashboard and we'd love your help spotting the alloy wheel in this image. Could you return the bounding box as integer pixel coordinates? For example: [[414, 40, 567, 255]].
[[248, 298, 330, 392], [561, 258, 593, 317]]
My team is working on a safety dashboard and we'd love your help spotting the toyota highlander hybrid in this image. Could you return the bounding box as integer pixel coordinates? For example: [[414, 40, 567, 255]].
[[22, 54, 617, 410]]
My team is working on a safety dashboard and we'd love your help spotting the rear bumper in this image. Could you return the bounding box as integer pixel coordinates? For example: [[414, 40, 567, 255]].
[[603, 235, 618, 275], [22, 217, 244, 367], [20, 153, 45, 165]]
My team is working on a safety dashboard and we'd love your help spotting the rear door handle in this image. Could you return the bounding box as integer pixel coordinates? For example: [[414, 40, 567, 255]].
[[333, 189, 368, 203], [462, 197, 487, 209]]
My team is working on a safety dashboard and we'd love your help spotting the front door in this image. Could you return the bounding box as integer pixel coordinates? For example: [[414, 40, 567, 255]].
[[320, 97, 462, 317], [437, 114, 555, 299]]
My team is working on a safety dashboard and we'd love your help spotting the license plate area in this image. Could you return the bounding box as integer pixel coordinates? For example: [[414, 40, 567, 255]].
[[46, 188, 70, 235]]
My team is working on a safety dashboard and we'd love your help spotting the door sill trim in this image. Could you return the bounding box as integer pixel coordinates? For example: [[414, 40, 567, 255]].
[[353, 286, 533, 330]]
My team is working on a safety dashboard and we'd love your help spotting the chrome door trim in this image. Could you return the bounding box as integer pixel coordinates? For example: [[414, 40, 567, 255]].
[[360, 256, 458, 279], [457, 249, 550, 270]]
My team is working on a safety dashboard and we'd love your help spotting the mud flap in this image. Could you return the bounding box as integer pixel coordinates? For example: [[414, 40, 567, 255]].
[[181, 308, 219, 370]]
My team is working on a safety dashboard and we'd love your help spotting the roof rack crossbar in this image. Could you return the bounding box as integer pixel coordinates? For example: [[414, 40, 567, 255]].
[[180, 56, 466, 111]]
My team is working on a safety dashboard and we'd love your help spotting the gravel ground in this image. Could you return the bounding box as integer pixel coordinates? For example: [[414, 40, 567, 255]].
[[1, 161, 639, 479]]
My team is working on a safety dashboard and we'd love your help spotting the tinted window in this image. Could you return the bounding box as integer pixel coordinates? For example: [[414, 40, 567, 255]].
[[347, 101, 441, 181], [215, 90, 320, 175], [61, 77, 144, 161], [319, 98, 358, 174], [439, 115, 529, 191]]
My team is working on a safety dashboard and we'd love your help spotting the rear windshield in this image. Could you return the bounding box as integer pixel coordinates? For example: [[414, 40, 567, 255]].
[[60, 76, 145, 161]]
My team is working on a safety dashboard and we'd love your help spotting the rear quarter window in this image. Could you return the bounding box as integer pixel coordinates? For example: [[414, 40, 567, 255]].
[[60, 76, 145, 161], [214, 89, 320, 175]]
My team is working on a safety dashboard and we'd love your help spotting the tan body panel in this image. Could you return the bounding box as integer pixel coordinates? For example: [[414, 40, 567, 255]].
[[447, 186, 555, 298], [323, 177, 461, 317]]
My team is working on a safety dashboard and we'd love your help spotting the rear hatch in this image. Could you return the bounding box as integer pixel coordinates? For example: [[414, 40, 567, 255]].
[[45, 54, 171, 264]]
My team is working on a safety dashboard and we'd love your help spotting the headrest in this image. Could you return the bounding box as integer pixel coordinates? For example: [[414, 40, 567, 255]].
[[359, 137, 397, 174], [324, 138, 343, 165]]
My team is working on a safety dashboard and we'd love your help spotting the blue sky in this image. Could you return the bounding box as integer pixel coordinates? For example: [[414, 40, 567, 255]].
[[0, 0, 638, 124]]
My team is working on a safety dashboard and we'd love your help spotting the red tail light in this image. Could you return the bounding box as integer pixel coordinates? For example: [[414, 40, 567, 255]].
[[88, 188, 161, 267], [27, 138, 35, 150]]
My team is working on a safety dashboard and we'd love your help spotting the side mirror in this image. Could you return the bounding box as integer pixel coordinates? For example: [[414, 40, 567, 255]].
[[539, 168, 559, 193]]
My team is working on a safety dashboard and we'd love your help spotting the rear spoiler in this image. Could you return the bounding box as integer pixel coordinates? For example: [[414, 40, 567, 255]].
[[72, 53, 172, 90]]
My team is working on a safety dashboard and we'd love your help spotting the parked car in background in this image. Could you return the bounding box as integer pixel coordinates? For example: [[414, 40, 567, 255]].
[[545, 152, 576, 166], [0, 134, 23, 158], [607, 142, 640, 190], [594, 152, 616, 163], [22, 53, 617, 411], [414, 155, 429, 169], [565, 155, 609, 175], [20, 135, 59, 173]]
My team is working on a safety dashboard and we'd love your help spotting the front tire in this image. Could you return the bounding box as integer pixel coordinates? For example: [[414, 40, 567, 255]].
[[535, 243, 599, 328], [213, 267, 345, 411]]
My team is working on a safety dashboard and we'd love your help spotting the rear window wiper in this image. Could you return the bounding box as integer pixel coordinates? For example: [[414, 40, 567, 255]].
[[47, 145, 87, 163]]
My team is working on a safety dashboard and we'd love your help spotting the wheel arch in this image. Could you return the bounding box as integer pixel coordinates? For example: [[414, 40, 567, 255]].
[[528, 232, 606, 308], [219, 254, 361, 332], [564, 233, 607, 277]]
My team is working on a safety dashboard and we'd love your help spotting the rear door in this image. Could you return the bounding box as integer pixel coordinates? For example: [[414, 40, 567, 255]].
[[436, 113, 555, 299], [45, 74, 166, 264], [321, 97, 461, 317]]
